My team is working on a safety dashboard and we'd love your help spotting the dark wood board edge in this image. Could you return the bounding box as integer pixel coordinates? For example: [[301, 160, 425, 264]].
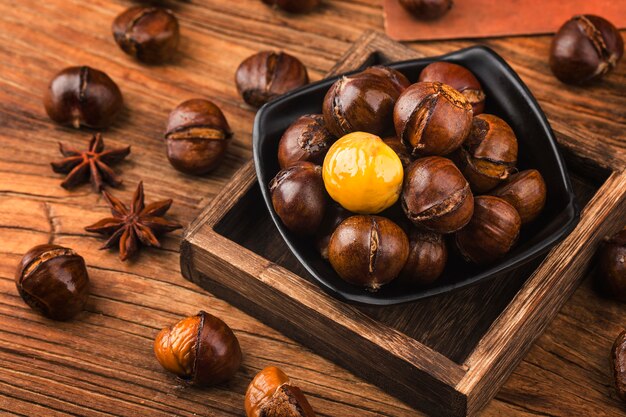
[[181, 231, 469, 417], [458, 169, 626, 416]]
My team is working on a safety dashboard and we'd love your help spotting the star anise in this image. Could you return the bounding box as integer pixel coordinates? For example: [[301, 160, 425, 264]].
[[85, 182, 183, 261], [51, 133, 131, 192]]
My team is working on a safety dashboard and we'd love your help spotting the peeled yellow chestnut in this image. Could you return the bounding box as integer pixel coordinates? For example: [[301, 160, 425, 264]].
[[270, 162, 326, 235], [399, 230, 447, 286], [165, 99, 232, 175], [491, 169, 547, 224], [454, 114, 518, 193], [154, 311, 242, 386], [315, 203, 351, 260], [261, 0, 320, 14], [401, 156, 474, 234], [245, 366, 316, 417], [323, 66, 409, 138], [278, 114, 335, 169], [236, 51, 309, 108], [399, 0, 452, 20], [597, 229, 626, 302], [383, 136, 413, 169], [455, 196, 521, 265], [15, 244, 90, 321], [418, 62, 485, 114], [612, 330, 626, 402], [394, 81, 473, 157], [328, 215, 409, 291]]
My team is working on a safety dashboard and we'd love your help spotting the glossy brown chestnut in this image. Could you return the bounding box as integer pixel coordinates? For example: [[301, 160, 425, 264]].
[[399, 0, 452, 20], [315, 203, 351, 260], [236, 51, 309, 108], [399, 230, 447, 286], [112, 6, 179, 64], [455, 196, 521, 265], [454, 114, 518, 193], [328, 215, 409, 291], [164, 98, 232, 175], [401, 156, 474, 234], [277, 114, 335, 169], [15, 244, 89, 320], [269, 162, 326, 235], [550, 15, 624, 84], [245, 366, 316, 417], [43, 66, 123, 129], [154, 311, 242, 386], [491, 169, 547, 224], [383, 136, 413, 169], [612, 330, 626, 402], [597, 229, 626, 302], [261, 0, 320, 13], [394, 81, 473, 157], [323, 66, 410, 138], [418, 61, 485, 114]]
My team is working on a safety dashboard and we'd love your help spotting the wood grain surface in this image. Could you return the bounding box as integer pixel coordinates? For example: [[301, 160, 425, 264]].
[[0, 1, 625, 416]]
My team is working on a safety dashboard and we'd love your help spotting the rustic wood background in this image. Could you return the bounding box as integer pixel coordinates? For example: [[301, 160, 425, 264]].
[[0, 1, 624, 416]]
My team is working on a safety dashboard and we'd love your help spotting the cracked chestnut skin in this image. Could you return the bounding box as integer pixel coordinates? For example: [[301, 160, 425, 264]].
[[322, 66, 410, 138], [236, 51, 309, 108], [269, 162, 327, 235], [165, 99, 232, 175], [401, 156, 474, 234], [154, 311, 242, 386], [43, 66, 123, 129], [597, 229, 626, 302], [315, 203, 351, 260], [491, 169, 547, 224], [245, 366, 317, 417], [455, 196, 521, 265], [399, 229, 447, 286], [112, 6, 179, 64], [399, 0, 452, 20], [454, 114, 518, 193], [612, 330, 626, 403], [15, 244, 90, 321], [418, 61, 485, 114], [394, 81, 473, 157], [277, 114, 335, 169], [383, 136, 413, 169], [550, 15, 624, 84], [261, 0, 320, 13], [328, 215, 409, 291]]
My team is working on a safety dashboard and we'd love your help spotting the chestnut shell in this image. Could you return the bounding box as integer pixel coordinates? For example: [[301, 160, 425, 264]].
[[612, 330, 626, 403], [597, 229, 626, 302], [491, 169, 547, 224], [399, 230, 447, 286], [15, 244, 90, 320], [261, 0, 320, 13], [277, 114, 335, 169], [419, 61, 486, 114], [399, 0, 452, 20]]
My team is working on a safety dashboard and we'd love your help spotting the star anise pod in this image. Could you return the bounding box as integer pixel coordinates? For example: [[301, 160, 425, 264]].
[[51, 133, 131, 192], [85, 182, 183, 261]]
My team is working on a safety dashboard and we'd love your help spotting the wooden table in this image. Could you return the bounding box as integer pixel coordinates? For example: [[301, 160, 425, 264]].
[[0, 1, 624, 416]]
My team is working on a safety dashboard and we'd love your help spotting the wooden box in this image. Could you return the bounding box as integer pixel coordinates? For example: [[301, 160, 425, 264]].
[[181, 32, 626, 417]]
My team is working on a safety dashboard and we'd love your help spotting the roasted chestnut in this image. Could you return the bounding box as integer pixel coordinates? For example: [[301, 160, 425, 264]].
[[112, 6, 180, 64], [454, 114, 518, 193], [164, 99, 232, 175], [491, 169, 547, 224], [328, 215, 409, 291], [261, 0, 320, 13], [418, 61, 485, 114], [399, 230, 447, 286], [323, 66, 409, 138], [455, 196, 521, 265], [399, 0, 452, 20], [236, 51, 309, 108], [44, 66, 123, 129], [315, 203, 351, 260], [550, 15, 624, 84], [15, 244, 90, 320], [278, 114, 335, 169], [245, 366, 316, 417], [383, 136, 413, 169], [394, 81, 473, 157], [270, 162, 327, 235], [597, 229, 626, 302], [154, 311, 242, 386], [401, 156, 474, 234], [612, 330, 626, 402]]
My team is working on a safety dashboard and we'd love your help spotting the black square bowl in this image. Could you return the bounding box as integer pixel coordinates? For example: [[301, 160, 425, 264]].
[[253, 46, 579, 306]]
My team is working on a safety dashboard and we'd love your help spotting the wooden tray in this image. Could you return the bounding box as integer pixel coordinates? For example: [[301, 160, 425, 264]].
[[181, 32, 626, 417]]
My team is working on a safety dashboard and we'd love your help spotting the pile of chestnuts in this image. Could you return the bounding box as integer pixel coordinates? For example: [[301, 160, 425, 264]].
[[269, 61, 549, 292]]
